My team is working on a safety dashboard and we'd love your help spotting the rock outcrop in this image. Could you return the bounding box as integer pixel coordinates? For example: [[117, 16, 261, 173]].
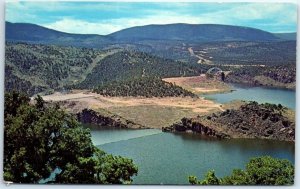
[[163, 102, 295, 141], [77, 108, 147, 129], [162, 117, 230, 139]]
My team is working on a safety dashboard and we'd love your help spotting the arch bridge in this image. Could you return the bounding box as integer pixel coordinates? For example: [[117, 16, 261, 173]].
[[206, 67, 223, 75]]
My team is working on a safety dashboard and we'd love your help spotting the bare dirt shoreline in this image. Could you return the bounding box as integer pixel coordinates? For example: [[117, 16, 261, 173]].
[[42, 90, 224, 128], [163, 75, 232, 94]]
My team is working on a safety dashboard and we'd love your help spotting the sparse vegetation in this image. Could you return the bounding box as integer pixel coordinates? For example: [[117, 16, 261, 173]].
[[163, 101, 295, 141]]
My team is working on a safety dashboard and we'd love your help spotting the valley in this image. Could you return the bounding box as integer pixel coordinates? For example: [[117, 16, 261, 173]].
[[4, 20, 296, 185], [5, 23, 296, 139]]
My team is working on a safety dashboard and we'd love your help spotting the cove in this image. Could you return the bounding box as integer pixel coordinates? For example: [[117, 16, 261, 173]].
[[92, 128, 295, 185], [203, 84, 295, 110]]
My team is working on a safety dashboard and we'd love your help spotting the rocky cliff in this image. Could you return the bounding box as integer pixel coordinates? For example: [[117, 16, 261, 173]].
[[163, 102, 295, 141], [162, 117, 230, 139], [77, 108, 147, 129]]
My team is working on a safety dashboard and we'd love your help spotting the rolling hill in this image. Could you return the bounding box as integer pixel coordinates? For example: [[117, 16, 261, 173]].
[[5, 42, 205, 96], [5, 42, 110, 95], [6, 22, 112, 48], [273, 33, 297, 41], [5, 22, 296, 95], [190, 41, 296, 65], [72, 50, 204, 89], [6, 22, 284, 46], [108, 23, 280, 42], [93, 77, 197, 98]]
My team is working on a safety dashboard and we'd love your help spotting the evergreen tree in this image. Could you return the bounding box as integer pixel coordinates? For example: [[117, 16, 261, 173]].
[[188, 156, 294, 185], [4, 92, 138, 184]]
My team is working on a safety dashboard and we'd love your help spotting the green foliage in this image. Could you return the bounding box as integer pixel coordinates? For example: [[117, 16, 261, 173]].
[[6, 42, 205, 95], [226, 64, 296, 85], [4, 91, 30, 118], [34, 95, 45, 110], [189, 170, 220, 185], [4, 92, 138, 184], [245, 156, 294, 185], [196, 41, 296, 66], [98, 155, 138, 184], [201, 171, 220, 185], [261, 102, 286, 111], [5, 65, 47, 96], [221, 169, 251, 185], [73, 50, 201, 89], [93, 77, 196, 98], [188, 156, 294, 185], [5, 42, 103, 95]]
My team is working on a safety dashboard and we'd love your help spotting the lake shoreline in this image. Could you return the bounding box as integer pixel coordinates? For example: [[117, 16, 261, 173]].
[[162, 101, 295, 142], [92, 128, 295, 184], [42, 84, 295, 142]]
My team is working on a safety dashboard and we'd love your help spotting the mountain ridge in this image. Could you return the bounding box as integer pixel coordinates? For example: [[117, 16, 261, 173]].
[[6, 21, 112, 48], [7, 21, 295, 47], [108, 23, 280, 42]]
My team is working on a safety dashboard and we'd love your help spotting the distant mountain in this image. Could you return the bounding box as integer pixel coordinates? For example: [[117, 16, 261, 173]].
[[108, 23, 280, 42], [273, 32, 297, 41], [5, 22, 111, 48], [6, 22, 282, 47]]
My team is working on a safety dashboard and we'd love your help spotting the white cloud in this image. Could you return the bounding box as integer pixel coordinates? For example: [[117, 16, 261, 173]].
[[43, 13, 210, 35], [7, 2, 297, 34], [44, 19, 122, 35]]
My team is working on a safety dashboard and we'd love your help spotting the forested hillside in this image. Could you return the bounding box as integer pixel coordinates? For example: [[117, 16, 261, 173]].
[[109, 23, 279, 42], [73, 50, 203, 89], [5, 42, 115, 95], [6, 22, 111, 48], [7, 22, 280, 46], [226, 64, 296, 89], [5, 42, 206, 95], [191, 41, 296, 66], [93, 77, 197, 97], [5, 36, 296, 96]]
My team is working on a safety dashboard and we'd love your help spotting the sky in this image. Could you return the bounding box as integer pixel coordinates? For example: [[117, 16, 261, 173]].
[[5, 1, 298, 35]]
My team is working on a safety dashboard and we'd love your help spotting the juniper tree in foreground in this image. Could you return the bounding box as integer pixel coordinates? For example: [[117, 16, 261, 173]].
[[4, 91, 138, 184]]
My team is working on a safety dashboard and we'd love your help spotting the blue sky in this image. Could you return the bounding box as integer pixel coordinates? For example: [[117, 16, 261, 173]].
[[6, 1, 297, 35]]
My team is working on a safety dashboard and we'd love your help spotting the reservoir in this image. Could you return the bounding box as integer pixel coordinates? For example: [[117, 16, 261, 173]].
[[90, 85, 295, 184], [91, 128, 294, 184], [203, 84, 295, 110]]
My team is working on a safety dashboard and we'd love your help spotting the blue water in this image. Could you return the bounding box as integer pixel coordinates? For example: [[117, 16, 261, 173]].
[[89, 85, 295, 185], [91, 128, 294, 185], [203, 84, 295, 109]]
